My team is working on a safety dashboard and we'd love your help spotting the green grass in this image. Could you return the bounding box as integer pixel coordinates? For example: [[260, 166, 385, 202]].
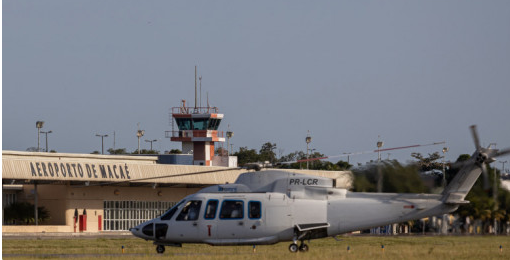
[[3, 235, 510, 259]]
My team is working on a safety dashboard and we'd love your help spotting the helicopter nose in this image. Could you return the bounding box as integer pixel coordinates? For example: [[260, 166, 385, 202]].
[[129, 222, 148, 239]]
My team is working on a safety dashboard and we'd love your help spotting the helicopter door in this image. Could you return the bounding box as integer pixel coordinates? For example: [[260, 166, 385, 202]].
[[172, 200, 202, 242], [216, 200, 246, 240], [199, 199, 219, 240]]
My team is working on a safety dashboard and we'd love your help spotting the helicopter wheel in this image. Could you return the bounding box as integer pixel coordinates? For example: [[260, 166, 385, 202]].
[[299, 243, 309, 252], [289, 243, 299, 253], [156, 245, 165, 254]]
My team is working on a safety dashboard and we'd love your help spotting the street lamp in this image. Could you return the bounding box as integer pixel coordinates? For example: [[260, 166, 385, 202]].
[[306, 131, 312, 170], [36, 121, 44, 152], [501, 161, 508, 175], [40, 130, 53, 152], [137, 130, 145, 154], [441, 146, 449, 234], [95, 134, 108, 154], [376, 137, 384, 192], [442, 147, 449, 188], [226, 131, 234, 156], [145, 139, 157, 151]]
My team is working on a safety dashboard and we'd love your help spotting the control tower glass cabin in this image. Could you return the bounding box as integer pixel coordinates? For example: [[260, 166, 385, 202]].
[[168, 101, 225, 166]]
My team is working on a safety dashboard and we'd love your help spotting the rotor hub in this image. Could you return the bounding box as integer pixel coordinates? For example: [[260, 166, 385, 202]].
[[475, 152, 488, 164]]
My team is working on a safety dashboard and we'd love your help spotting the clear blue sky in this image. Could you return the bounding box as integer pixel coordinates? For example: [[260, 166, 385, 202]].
[[3, 1, 510, 166]]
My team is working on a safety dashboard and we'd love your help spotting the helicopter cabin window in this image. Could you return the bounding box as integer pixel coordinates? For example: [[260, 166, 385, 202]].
[[161, 200, 185, 220], [176, 200, 202, 221], [219, 200, 244, 219], [248, 201, 261, 219], [204, 200, 219, 219]]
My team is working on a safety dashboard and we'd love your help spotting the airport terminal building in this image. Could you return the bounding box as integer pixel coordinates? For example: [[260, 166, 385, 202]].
[[2, 150, 352, 233]]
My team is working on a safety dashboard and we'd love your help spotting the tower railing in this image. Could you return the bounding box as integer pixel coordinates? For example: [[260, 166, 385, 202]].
[[171, 106, 219, 114], [165, 130, 225, 139]]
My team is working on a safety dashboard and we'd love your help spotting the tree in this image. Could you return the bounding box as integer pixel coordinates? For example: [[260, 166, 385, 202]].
[[411, 152, 443, 172], [450, 154, 510, 234], [234, 147, 259, 166], [108, 148, 128, 155], [3, 202, 50, 225], [259, 142, 277, 164], [132, 149, 159, 155], [336, 160, 353, 170], [90, 151, 100, 154], [215, 147, 228, 156], [352, 161, 428, 193], [169, 149, 182, 154]]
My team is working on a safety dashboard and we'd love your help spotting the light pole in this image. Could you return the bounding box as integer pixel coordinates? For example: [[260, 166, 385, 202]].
[[145, 139, 157, 151], [491, 143, 497, 235], [306, 131, 312, 170], [40, 130, 53, 152], [442, 147, 449, 188], [441, 146, 449, 234], [36, 121, 44, 152], [309, 148, 316, 169], [137, 130, 145, 154], [226, 130, 234, 156], [95, 134, 108, 154], [377, 137, 384, 193]]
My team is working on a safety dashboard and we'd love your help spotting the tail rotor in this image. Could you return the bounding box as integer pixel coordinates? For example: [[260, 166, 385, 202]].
[[469, 125, 509, 190]]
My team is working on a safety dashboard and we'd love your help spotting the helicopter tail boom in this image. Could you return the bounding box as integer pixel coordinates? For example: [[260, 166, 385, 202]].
[[442, 125, 509, 205]]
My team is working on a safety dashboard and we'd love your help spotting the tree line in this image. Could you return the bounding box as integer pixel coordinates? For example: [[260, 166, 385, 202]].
[[234, 142, 510, 234]]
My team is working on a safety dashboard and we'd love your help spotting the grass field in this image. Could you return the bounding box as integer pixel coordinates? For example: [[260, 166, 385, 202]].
[[3, 235, 510, 259]]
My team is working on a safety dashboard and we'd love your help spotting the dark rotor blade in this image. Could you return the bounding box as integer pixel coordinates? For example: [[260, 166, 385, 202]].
[[470, 125, 481, 150], [481, 163, 490, 190], [75, 167, 243, 188], [495, 147, 510, 158], [450, 160, 470, 169]]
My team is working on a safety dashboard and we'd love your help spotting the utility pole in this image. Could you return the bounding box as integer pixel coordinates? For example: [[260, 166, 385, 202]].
[[490, 143, 497, 235], [95, 134, 108, 154], [40, 130, 53, 152], [137, 123, 145, 154], [145, 139, 157, 151], [36, 121, 44, 152], [306, 131, 312, 170], [441, 146, 449, 234], [377, 136, 384, 193]]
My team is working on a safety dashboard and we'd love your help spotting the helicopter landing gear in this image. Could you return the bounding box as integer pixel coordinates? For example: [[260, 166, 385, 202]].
[[289, 243, 299, 253], [299, 242, 309, 252], [289, 242, 309, 253], [156, 245, 165, 254]]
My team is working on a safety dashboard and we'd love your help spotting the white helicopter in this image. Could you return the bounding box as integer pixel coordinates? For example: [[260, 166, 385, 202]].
[[130, 125, 509, 254]]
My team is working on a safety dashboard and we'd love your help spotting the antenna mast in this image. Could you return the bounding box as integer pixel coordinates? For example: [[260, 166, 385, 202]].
[[199, 75, 202, 109], [194, 66, 198, 112]]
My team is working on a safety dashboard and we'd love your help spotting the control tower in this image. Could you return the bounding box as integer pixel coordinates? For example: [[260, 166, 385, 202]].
[[166, 101, 225, 166]]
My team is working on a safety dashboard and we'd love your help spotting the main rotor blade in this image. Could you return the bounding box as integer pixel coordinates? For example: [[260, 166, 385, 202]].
[[481, 163, 490, 190], [495, 147, 510, 158], [290, 141, 446, 164], [75, 167, 243, 188], [470, 125, 481, 150]]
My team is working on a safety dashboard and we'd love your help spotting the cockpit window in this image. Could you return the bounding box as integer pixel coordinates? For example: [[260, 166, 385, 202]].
[[219, 200, 244, 219], [176, 200, 202, 221], [161, 200, 185, 220]]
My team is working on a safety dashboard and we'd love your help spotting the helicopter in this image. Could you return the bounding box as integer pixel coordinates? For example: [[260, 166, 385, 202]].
[[130, 125, 510, 254]]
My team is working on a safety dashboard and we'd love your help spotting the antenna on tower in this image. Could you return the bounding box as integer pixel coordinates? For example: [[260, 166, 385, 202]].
[[194, 66, 198, 112], [199, 75, 202, 109]]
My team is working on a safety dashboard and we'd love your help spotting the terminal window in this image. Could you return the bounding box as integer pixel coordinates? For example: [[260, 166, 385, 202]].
[[103, 201, 176, 231]]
